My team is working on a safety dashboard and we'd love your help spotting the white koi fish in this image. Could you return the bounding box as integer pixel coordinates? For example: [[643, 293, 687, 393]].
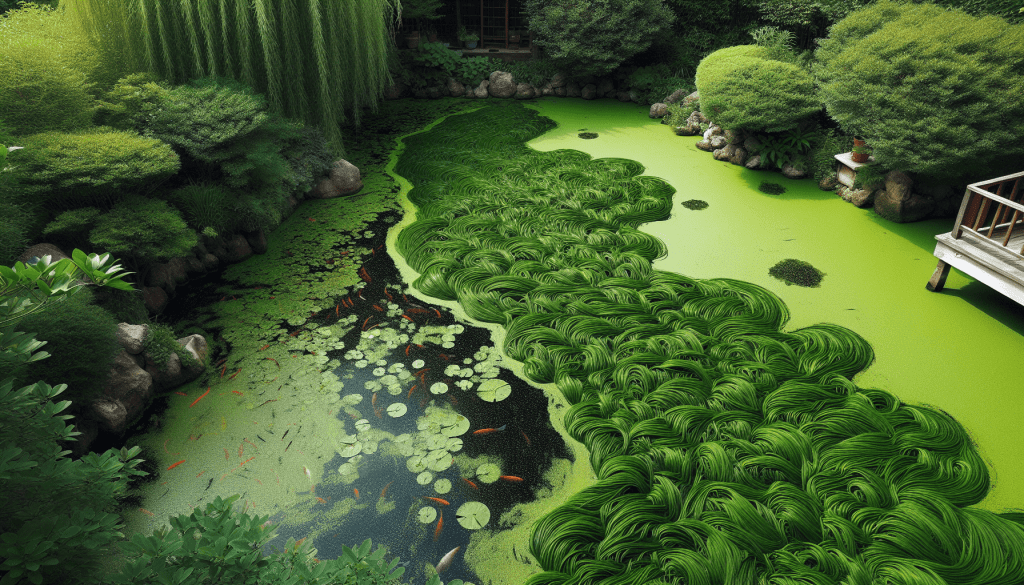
[[436, 546, 461, 574]]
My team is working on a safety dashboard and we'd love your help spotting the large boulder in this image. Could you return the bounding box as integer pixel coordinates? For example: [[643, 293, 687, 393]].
[[102, 349, 154, 429], [184, 255, 205, 275], [728, 147, 747, 166], [165, 257, 188, 284], [488, 71, 516, 98], [650, 103, 668, 118], [550, 72, 568, 88], [447, 77, 466, 98], [675, 111, 706, 136], [514, 83, 536, 100], [709, 135, 728, 149], [581, 84, 598, 100], [743, 135, 762, 153], [664, 88, 689, 104], [681, 91, 700, 108], [745, 155, 763, 169], [819, 176, 839, 191], [725, 129, 744, 145], [144, 334, 207, 392], [841, 185, 878, 208], [426, 86, 443, 99], [221, 234, 253, 264], [713, 145, 736, 161], [245, 229, 268, 255], [200, 253, 219, 272], [874, 170, 933, 222], [596, 78, 615, 98], [92, 398, 128, 435], [116, 323, 148, 355], [310, 159, 363, 199], [142, 286, 168, 314], [696, 138, 714, 152], [566, 82, 582, 98], [781, 163, 807, 179], [17, 243, 69, 265], [616, 91, 631, 102], [474, 80, 490, 99], [146, 262, 175, 292]]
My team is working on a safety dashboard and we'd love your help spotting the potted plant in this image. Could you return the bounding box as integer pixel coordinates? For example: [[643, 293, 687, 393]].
[[851, 144, 872, 163], [509, 29, 521, 48], [425, 25, 438, 43], [458, 26, 479, 49], [405, 30, 421, 49]]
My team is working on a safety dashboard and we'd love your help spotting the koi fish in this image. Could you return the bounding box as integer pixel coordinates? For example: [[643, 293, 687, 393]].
[[372, 304, 384, 312], [220, 365, 227, 378], [167, 459, 186, 470], [406, 308, 431, 314], [362, 317, 373, 330], [335, 304, 339, 317], [371, 392, 378, 407], [499, 475, 524, 482], [282, 429, 289, 440], [189, 387, 211, 408], [521, 430, 531, 446], [384, 287, 393, 301], [224, 449, 230, 460], [232, 390, 244, 396], [421, 496, 450, 506], [439, 354, 450, 361], [462, 478, 478, 490], [379, 481, 393, 501], [473, 424, 507, 435], [258, 399, 277, 407], [433, 308, 442, 318], [259, 344, 270, 351], [140, 508, 155, 517], [359, 267, 371, 282], [285, 441, 293, 451], [175, 391, 187, 396], [228, 368, 241, 380], [402, 314, 415, 323], [303, 466, 311, 482], [434, 511, 443, 541], [353, 488, 360, 500], [267, 357, 280, 367], [407, 384, 418, 398], [405, 344, 411, 356], [436, 546, 460, 573], [316, 497, 326, 504]]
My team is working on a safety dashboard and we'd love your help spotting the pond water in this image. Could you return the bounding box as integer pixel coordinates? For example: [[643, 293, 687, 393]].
[[124, 97, 1024, 584]]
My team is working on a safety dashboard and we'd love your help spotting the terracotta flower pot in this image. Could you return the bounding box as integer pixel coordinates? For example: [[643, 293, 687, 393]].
[[405, 31, 420, 49], [853, 138, 867, 148], [851, 152, 870, 163]]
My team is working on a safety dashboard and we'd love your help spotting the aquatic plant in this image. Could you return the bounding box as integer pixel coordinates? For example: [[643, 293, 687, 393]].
[[769, 258, 824, 287], [758, 181, 786, 195], [680, 199, 708, 210], [578, 132, 598, 139], [394, 100, 1024, 585]]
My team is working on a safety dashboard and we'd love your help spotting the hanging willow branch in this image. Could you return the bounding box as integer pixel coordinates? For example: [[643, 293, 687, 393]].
[[59, 0, 402, 158]]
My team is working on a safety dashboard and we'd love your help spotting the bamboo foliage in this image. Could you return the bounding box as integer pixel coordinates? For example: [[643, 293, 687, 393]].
[[59, 0, 401, 158]]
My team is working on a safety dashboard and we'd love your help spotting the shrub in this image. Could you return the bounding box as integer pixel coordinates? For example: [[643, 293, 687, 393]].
[[457, 55, 502, 87], [6, 127, 181, 211], [42, 206, 102, 250], [408, 41, 463, 77], [167, 180, 233, 235], [503, 58, 562, 89], [143, 323, 203, 373], [806, 127, 852, 182], [769, 258, 824, 286], [696, 44, 821, 133], [814, 0, 1024, 182], [89, 195, 198, 268], [91, 285, 150, 325], [627, 64, 690, 105], [7, 287, 122, 401], [523, 0, 676, 78], [662, 101, 698, 128]]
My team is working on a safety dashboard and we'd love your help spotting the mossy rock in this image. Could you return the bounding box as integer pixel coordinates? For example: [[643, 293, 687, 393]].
[[680, 199, 708, 210], [769, 259, 824, 287], [578, 132, 598, 139]]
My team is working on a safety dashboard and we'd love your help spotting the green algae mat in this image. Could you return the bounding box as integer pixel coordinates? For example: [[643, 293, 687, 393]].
[[392, 99, 1024, 584]]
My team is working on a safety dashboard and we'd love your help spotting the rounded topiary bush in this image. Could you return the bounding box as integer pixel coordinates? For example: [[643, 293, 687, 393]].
[[814, 0, 1024, 181], [9, 287, 122, 402], [695, 44, 821, 133], [89, 195, 198, 268]]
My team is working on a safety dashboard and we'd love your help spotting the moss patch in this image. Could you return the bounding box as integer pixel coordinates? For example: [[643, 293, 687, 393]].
[[578, 132, 598, 139], [768, 258, 824, 287], [680, 199, 708, 210], [758, 181, 786, 195]]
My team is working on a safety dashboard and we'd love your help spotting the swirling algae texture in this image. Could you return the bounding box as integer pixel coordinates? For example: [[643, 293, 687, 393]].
[[392, 100, 1024, 584]]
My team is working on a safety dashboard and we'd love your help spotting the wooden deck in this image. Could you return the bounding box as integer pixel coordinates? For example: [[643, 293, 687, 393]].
[[928, 171, 1024, 305]]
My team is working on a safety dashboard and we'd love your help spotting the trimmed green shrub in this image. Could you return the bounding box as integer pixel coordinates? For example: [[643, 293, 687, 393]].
[[523, 0, 676, 77], [503, 58, 562, 89], [89, 195, 198, 268], [7, 287, 122, 401], [91, 285, 150, 325], [806, 127, 853, 182], [167, 180, 233, 236], [814, 0, 1024, 181], [42, 206, 102, 250], [456, 55, 503, 87], [627, 64, 690, 105], [696, 44, 821, 132], [6, 127, 181, 211]]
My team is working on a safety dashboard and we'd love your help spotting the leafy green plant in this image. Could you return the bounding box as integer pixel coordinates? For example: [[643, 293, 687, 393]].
[[168, 179, 233, 235], [42, 207, 102, 250], [457, 56, 500, 87], [852, 144, 871, 155], [750, 121, 818, 169], [409, 41, 462, 77], [457, 25, 479, 42], [807, 127, 851, 182], [852, 163, 889, 190], [759, 181, 787, 195], [88, 195, 198, 270], [661, 102, 693, 127], [627, 64, 689, 105], [143, 322, 202, 373], [502, 58, 561, 89], [749, 25, 799, 63], [769, 258, 824, 286]]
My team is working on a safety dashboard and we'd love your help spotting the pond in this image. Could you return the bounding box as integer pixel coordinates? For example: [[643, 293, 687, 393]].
[[124, 97, 1024, 584]]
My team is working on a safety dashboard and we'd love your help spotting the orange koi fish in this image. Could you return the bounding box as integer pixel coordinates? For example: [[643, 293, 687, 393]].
[[499, 475, 524, 482], [335, 304, 339, 317], [462, 478, 478, 490], [371, 392, 378, 407], [316, 497, 326, 504], [372, 304, 384, 312], [267, 357, 280, 368], [379, 481, 393, 501], [353, 488, 360, 500], [521, 430, 531, 446], [259, 344, 270, 351], [472, 424, 507, 435], [434, 511, 443, 541], [402, 314, 415, 323], [140, 508, 156, 517], [167, 459, 186, 470], [189, 387, 211, 408], [224, 449, 230, 460], [232, 390, 244, 396], [175, 391, 187, 396], [228, 368, 241, 380], [362, 317, 373, 330], [407, 384, 418, 399], [220, 365, 227, 378], [422, 496, 450, 506], [384, 287, 393, 301]]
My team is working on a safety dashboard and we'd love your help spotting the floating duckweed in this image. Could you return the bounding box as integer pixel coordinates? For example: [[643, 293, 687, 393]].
[[361, 442, 378, 455], [459, 368, 473, 378], [769, 258, 825, 287], [442, 342, 455, 349], [344, 350, 364, 360], [412, 359, 426, 369], [427, 449, 454, 471], [417, 471, 433, 485], [456, 501, 491, 529], [759, 181, 786, 195], [287, 316, 307, 327], [434, 478, 452, 494], [476, 463, 501, 484], [389, 363, 406, 372], [476, 379, 512, 402], [463, 358, 472, 365], [355, 419, 372, 432], [449, 325, 465, 334], [395, 433, 412, 443], [381, 374, 398, 386], [430, 382, 449, 395], [681, 199, 709, 210], [578, 132, 598, 139], [418, 506, 437, 523], [364, 380, 382, 391], [426, 434, 446, 450], [456, 380, 474, 390], [339, 442, 362, 458]]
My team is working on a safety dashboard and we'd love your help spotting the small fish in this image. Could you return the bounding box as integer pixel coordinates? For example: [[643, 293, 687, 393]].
[[167, 459, 186, 470], [434, 511, 443, 541], [267, 357, 280, 367], [316, 497, 326, 504], [189, 387, 211, 407], [405, 344, 411, 356], [282, 429, 290, 440], [372, 392, 378, 407], [473, 424, 507, 435], [422, 496, 450, 506], [407, 384, 418, 398], [372, 304, 384, 312], [228, 368, 242, 380], [436, 545, 460, 573], [140, 508, 155, 517], [362, 316, 373, 330], [232, 390, 244, 396], [384, 287, 393, 301], [433, 308, 442, 318], [439, 354, 450, 361], [303, 466, 312, 481], [174, 391, 187, 396], [402, 314, 415, 323], [521, 430, 531, 446], [354, 488, 360, 500], [379, 481, 393, 501], [224, 448, 230, 460], [257, 435, 266, 442], [462, 478, 478, 490], [285, 441, 293, 451], [335, 304, 339, 317], [499, 475, 524, 482], [259, 344, 270, 351], [258, 399, 278, 407]]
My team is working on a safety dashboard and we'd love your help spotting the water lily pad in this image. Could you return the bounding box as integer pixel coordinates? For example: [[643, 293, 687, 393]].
[[355, 419, 372, 432], [427, 449, 454, 472], [417, 471, 434, 485], [341, 394, 363, 406], [395, 433, 413, 443], [339, 442, 362, 457], [361, 441, 378, 455], [456, 501, 490, 530], [407, 455, 427, 473], [439, 415, 470, 438], [412, 359, 425, 369], [445, 437, 463, 452], [418, 506, 437, 523], [430, 382, 449, 395], [477, 379, 511, 402], [426, 434, 447, 450], [373, 367, 386, 377], [476, 463, 500, 484], [434, 478, 452, 494], [387, 403, 408, 418]]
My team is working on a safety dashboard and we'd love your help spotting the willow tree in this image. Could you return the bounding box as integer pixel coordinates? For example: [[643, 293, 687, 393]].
[[58, 0, 402, 158]]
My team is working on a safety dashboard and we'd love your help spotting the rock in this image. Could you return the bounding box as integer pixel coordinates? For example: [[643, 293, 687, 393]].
[[745, 155, 763, 169], [709, 135, 728, 149], [875, 172, 934, 222], [728, 147, 747, 166], [713, 145, 735, 161], [92, 398, 128, 435], [286, 195, 300, 211], [447, 77, 465, 97], [581, 84, 598, 100], [724, 129, 744, 145], [650, 103, 668, 118], [412, 88, 428, 99], [69, 419, 99, 458], [542, 87, 555, 96], [179, 333, 208, 366], [932, 193, 962, 218], [628, 90, 638, 102], [616, 91, 631, 102], [463, 88, 476, 99], [664, 88, 690, 104], [550, 72, 567, 88], [554, 86, 566, 97], [841, 186, 877, 208], [184, 255, 205, 275], [221, 234, 253, 264], [18, 243, 69, 265], [192, 240, 208, 258], [103, 349, 154, 426], [143, 334, 206, 392], [201, 253, 219, 272], [540, 82, 553, 93], [705, 124, 723, 138], [696, 138, 714, 152], [781, 163, 807, 179], [146, 262, 174, 292], [596, 78, 615, 98], [566, 82, 581, 97], [426, 86, 442, 99], [580, 75, 598, 86], [166, 257, 188, 284], [678, 111, 705, 135], [819, 176, 839, 191], [474, 80, 489, 99], [116, 323, 148, 355], [310, 159, 363, 199], [384, 82, 407, 100], [514, 83, 536, 100], [245, 229, 268, 255], [142, 286, 168, 314], [743, 135, 761, 153], [681, 91, 700, 108]]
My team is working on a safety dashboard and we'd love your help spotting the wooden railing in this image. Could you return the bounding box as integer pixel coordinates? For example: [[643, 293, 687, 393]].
[[951, 171, 1024, 260]]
